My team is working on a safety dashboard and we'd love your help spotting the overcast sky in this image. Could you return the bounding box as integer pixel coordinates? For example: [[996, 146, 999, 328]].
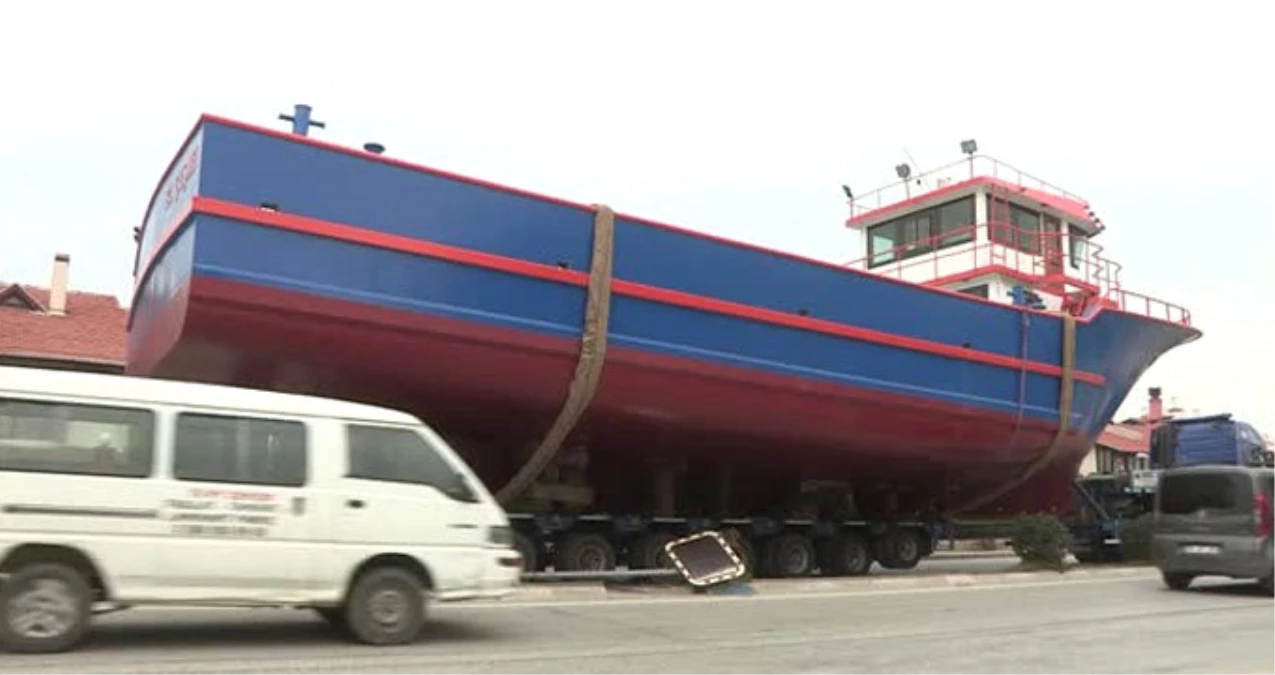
[[1, 0, 1272, 432]]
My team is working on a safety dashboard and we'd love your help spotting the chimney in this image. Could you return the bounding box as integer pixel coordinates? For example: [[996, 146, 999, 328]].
[[1147, 387, 1163, 424], [49, 253, 70, 315]]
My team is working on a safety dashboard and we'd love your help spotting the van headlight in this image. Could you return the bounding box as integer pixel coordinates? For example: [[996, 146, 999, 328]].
[[488, 525, 513, 547]]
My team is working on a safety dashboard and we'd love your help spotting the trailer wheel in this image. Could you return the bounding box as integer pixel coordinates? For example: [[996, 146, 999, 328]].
[[720, 529, 757, 579], [818, 533, 872, 576], [763, 533, 816, 578], [554, 533, 616, 572], [513, 532, 540, 573], [627, 533, 676, 570], [874, 529, 923, 570]]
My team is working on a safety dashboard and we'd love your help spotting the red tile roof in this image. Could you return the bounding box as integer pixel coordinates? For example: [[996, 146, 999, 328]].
[[0, 283, 127, 366], [1096, 422, 1148, 454]]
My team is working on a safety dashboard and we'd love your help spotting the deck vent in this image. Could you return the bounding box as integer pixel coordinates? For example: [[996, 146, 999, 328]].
[[363, 142, 386, 155]]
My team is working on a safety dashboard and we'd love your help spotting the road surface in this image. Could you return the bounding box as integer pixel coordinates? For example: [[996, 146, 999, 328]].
[[2, 569, 1270, 674]]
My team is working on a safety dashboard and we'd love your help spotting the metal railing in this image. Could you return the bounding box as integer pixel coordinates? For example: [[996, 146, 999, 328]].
[[844, 220, 1191, 326], [848, 155, 1090, 221]]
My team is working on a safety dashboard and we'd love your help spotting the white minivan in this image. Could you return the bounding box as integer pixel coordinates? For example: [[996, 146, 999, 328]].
[[0, 365, 522, 653]]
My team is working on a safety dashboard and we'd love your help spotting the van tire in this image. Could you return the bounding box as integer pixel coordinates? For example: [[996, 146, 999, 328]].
[[0, 563, 93, 654], [344, 567, 426, 646]]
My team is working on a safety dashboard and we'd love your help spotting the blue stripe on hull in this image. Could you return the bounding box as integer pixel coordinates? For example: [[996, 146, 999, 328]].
[[186, 214, 1118, 427], [190, 122, 1077, 366]]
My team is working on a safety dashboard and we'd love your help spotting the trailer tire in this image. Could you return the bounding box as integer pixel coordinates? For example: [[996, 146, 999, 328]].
[[627, 533, 676, 570], [513, 532, 540, 573], [554, 533, 616, 572], [818, 533, 872, 576], [763, 533, 816, 578], [721, 529, 757, 579], [874, 529, 923, 570]]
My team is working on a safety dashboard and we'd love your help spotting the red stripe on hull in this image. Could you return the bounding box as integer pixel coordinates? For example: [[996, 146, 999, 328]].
[[130, 275, 1088, 517], [184, 197, 1105, 386]]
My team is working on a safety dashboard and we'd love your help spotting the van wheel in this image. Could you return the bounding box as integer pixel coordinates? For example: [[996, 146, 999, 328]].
[[1259, 575, 1273, 596], [0, 563, 93, 654], [344, 567, 426, 646], [1161, 572, 1194, 591]]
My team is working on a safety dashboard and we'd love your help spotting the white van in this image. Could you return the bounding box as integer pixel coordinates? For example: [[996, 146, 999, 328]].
[[0, 365, 522, 653]]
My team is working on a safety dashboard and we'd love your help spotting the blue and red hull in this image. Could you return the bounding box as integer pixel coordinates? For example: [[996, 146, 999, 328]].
[[126, 115, 1199, 518]]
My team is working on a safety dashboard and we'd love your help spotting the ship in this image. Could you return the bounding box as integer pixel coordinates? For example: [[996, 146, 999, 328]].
[[124, 108, 1199, 574]]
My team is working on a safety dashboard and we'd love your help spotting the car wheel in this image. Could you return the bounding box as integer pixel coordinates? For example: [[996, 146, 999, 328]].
[[0, 563, 93, 654], [345, 567, 426, 646], [1161, 571, 1193, 591]]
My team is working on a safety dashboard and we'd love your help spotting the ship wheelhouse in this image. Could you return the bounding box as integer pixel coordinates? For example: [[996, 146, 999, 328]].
[[843, 152, 1191, 325]]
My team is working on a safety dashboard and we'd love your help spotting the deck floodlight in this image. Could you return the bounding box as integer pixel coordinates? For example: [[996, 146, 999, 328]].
[[841, 184, 854, 199], [895, 163, 912, 181], [961, 139, 978, 156]]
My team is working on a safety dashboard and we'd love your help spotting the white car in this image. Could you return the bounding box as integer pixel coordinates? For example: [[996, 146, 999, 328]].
[[0, 365, 521, 653]]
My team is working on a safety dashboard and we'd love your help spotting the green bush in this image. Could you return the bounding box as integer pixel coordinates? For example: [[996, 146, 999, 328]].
[[1119, 514, 1154, 562], [1009, 514, 1073, 571]]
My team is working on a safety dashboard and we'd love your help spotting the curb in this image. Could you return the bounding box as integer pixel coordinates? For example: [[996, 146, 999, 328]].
[[506, 564, 1156, 601]]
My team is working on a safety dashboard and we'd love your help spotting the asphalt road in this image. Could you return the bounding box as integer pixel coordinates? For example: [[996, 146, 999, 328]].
[[2, 570, 1271, 674]]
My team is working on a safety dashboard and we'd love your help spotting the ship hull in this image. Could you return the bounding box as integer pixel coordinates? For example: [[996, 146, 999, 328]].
[[125, 116, 1200, 519]]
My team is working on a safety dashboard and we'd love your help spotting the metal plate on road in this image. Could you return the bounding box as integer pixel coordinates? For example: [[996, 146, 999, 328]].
[[664, 530, 747, 588]]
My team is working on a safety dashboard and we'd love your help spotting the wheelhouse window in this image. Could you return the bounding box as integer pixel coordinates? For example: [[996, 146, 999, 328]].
[[0, 397, 155, 478], [988, 198, 1041, 254], [867, 196, 976, 268], [1068, 225, 1088, 269]]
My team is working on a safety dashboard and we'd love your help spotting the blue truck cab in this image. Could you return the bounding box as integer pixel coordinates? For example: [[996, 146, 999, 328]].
[[1150, 414, 1273, 470]]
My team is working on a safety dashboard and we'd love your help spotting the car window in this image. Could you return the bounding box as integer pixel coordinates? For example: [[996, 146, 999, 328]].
[[345, 424, 477, 502], [0, 397, 154, 478], [172, 413, 307, 487], [1158, 472, 1251, 515]]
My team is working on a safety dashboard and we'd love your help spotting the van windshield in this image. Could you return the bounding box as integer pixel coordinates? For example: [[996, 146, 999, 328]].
[[1158, 473, 1251, 515]]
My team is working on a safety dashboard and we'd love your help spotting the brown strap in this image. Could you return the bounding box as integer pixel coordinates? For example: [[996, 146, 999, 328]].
[[948, 311, 1076, 516], [495, 204, 616, 505]]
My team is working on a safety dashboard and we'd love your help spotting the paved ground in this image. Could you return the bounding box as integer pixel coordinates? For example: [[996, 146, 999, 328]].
[[3, 568, 1271, 674]]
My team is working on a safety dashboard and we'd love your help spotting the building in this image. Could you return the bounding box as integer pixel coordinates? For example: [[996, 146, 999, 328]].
[[1079, 387, 1185, 477], [0, 254, 128, 374]]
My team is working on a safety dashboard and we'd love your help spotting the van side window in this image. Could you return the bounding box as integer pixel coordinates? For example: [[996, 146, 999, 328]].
[[0, 397, 154, 478], [173, 413, 307, 487], [346, 425, 475, 501]]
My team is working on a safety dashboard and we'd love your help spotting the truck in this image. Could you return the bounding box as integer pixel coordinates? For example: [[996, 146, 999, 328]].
[[1067, 412, 1272, 562]]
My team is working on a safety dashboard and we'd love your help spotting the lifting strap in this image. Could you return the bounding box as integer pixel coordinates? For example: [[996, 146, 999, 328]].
[[948, 311, 1077, 517], [495, 204, 617, 505]]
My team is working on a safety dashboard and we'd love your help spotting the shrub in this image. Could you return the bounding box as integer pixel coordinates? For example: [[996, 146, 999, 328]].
[[1009, 514, 1073, 571], [1119, 513, 1154, 562]]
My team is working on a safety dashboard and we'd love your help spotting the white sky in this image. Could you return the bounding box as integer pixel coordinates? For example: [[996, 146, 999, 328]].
[[2, 0, 1272, 433]]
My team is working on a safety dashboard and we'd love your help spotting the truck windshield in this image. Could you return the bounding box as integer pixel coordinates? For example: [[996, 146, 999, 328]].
[[1158, 473, 1251, 516]]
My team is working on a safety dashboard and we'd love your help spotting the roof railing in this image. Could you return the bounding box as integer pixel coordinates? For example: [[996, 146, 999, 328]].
[[848, 155, 1090, 222]]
